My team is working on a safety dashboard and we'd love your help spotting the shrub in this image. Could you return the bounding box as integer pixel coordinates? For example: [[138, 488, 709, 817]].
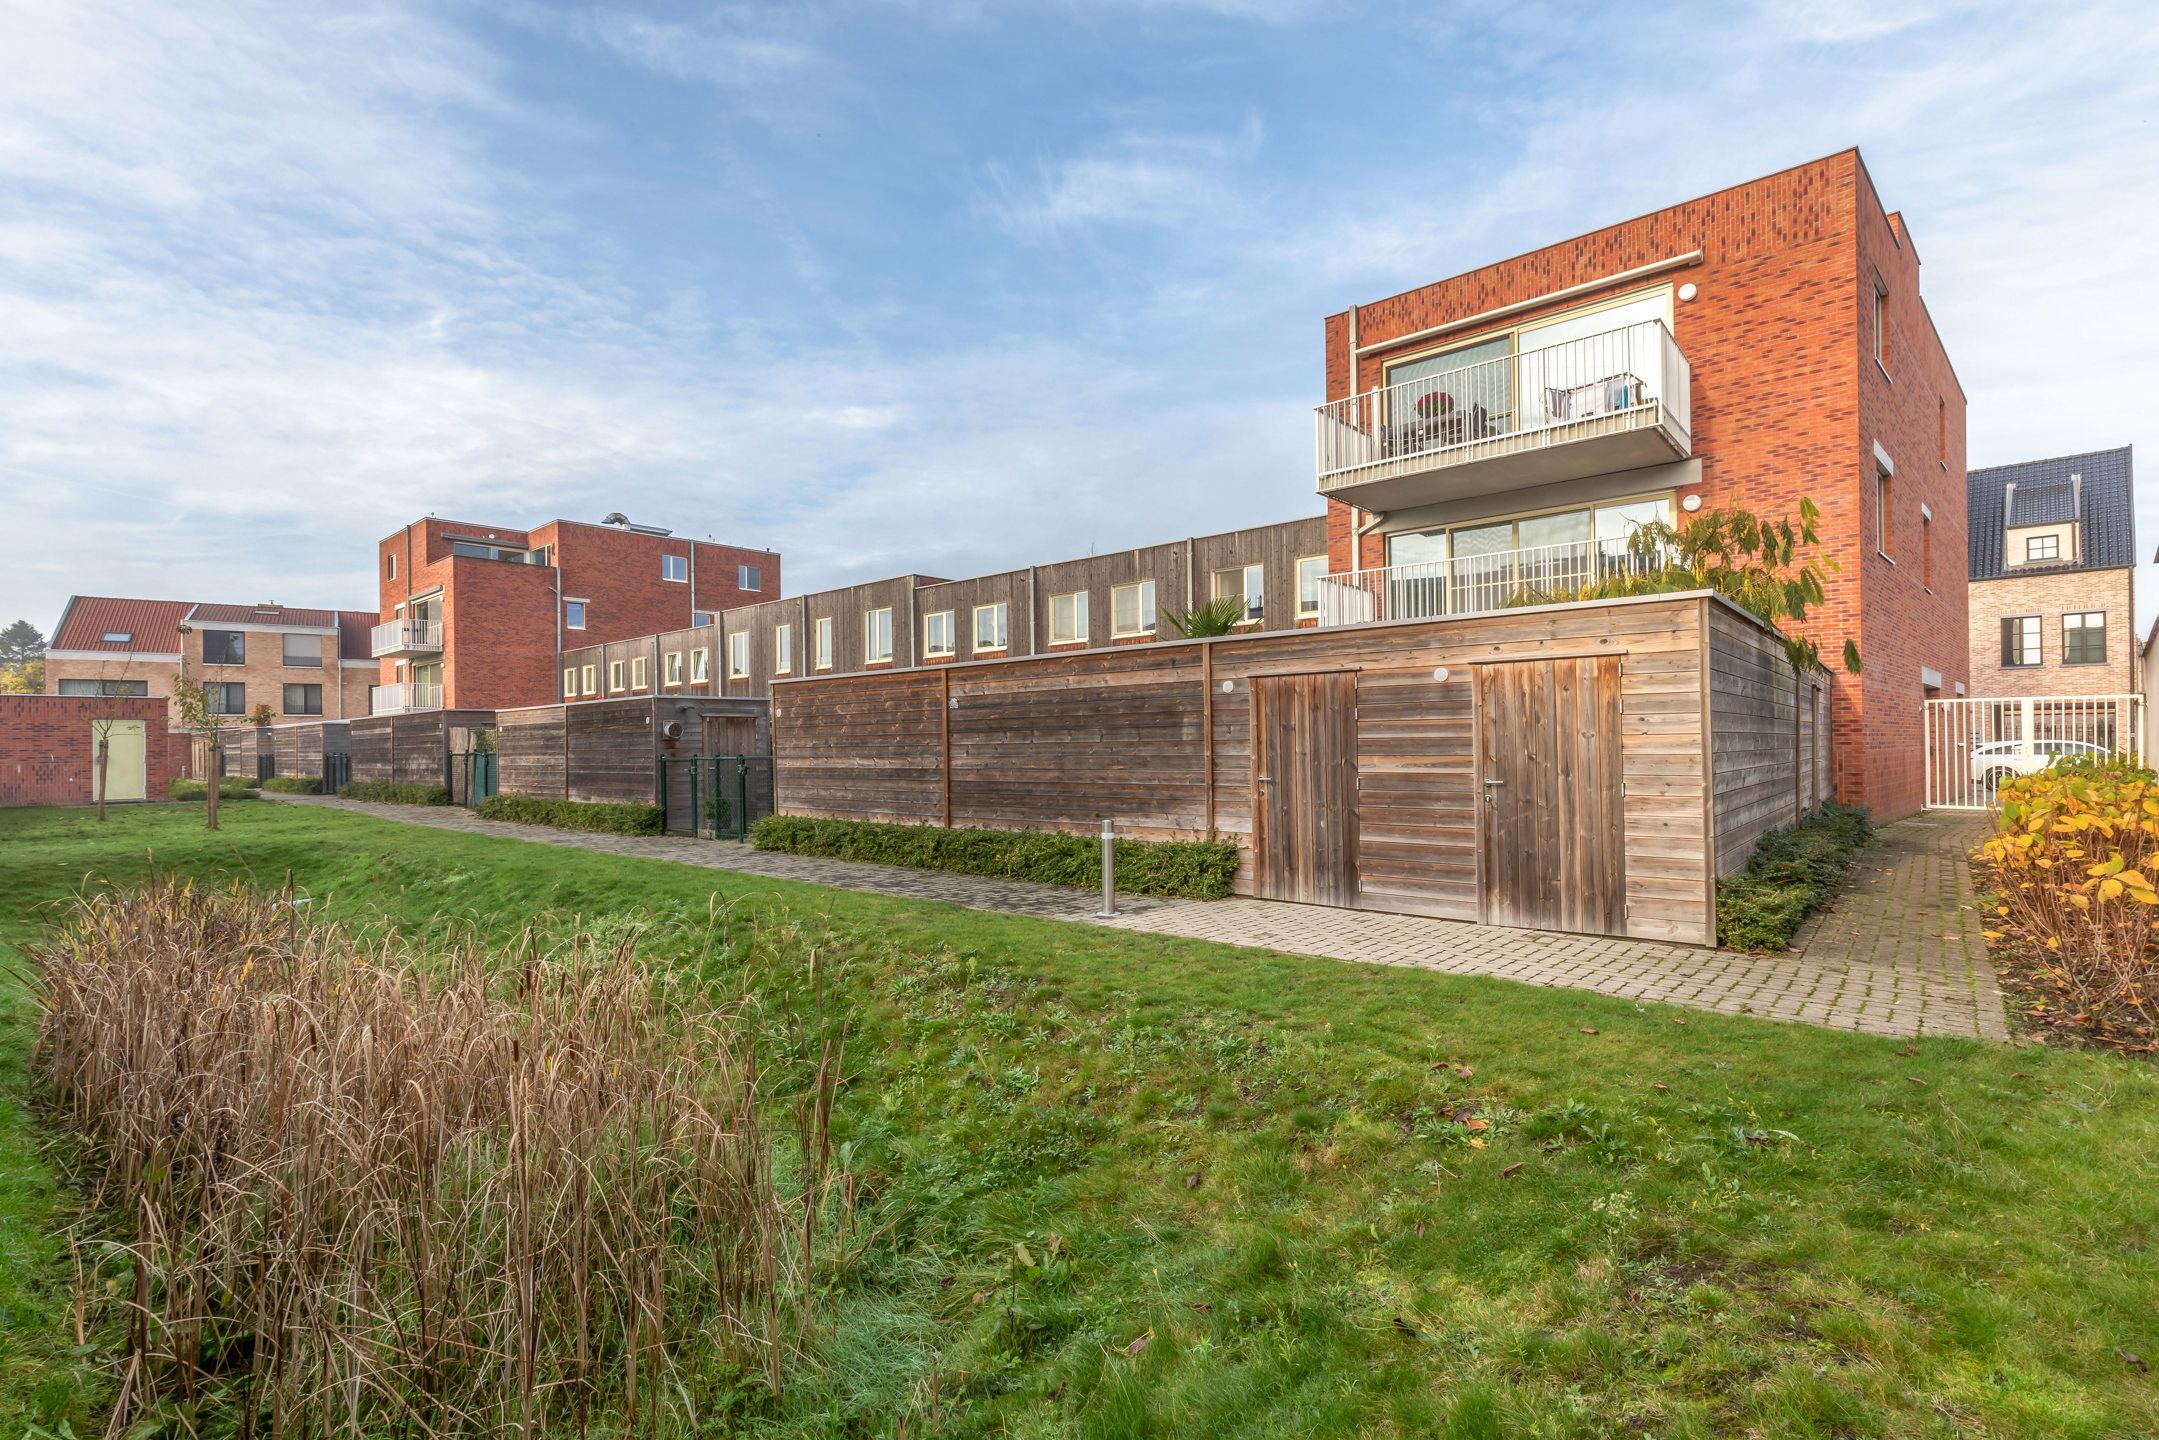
[[1977, 754, 2159, 1032], [1715, 801, 1872, 952], [260, 775, 323, 794], [751, 815, 1241, 900], [168, 776, 260, 802], [340, 779, 451, 806], [478, 793, 664, 836]]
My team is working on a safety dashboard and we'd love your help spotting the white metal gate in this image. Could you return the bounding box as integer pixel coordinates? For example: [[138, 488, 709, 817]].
[[1923, 693, 2144, 809]]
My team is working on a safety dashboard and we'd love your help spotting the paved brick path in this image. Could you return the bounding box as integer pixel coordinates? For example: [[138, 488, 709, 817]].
[[268, 795, 2007, 1041]]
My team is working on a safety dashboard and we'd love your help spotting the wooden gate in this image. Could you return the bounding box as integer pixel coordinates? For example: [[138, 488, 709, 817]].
[[1475, 656, 1625, 934], [1251, 671, 1358, 905]]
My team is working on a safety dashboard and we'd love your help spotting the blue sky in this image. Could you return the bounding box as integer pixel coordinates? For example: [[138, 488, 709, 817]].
[[5, 0, 2158, 637]]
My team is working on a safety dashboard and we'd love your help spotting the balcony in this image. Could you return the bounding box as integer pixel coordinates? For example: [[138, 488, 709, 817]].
[[370, 681, 442, 715], [371, 618, 442, 659], [1315, 320, 1691, 512], [1313, 538, 1672, 628]]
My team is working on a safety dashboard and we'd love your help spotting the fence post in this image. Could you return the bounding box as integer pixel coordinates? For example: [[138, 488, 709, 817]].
[[658, 757, 670, 834], [1096, 818, 1120, 919]]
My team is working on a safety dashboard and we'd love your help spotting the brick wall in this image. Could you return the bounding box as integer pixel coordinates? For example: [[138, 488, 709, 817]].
[[0, 695, 181, 806], [48, 628, 364, 726], [1967, 569, 2136, 697]]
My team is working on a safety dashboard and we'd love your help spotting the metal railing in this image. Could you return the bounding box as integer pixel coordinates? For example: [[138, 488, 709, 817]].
[[1314, 537, 1672, 626], [1315, 319, 1690, 484], [370, 681, 442, 715], [370, 618, 443, 656], [1923, 694, 2144, 810]]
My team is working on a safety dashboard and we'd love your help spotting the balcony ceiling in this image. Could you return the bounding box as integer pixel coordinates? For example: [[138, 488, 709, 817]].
[[1319, 411, 1690, 514]]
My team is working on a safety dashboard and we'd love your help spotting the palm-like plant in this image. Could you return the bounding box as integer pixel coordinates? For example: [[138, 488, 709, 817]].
[[1159, 597, 1249, 639]]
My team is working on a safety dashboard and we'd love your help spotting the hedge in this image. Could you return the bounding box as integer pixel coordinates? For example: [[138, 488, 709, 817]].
[[750, 815, 1241, 900], [477, 793, 664, 836], [260, 776, 323, 794], [168, 777, 261, 801], [339, 780, 452, 806], [1715, 801, 1872, 952]]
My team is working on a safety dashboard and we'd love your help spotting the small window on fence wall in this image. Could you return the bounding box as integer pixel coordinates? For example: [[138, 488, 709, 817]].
[[608, 660, 625, 693], [1112, 580, 1155, 638], [665, 651, 683, 685], [1295, 556, 1327, 617], [775, 623, 792, 674], [691, 648, 710, 683], [865, 608, 894, 664], [814, 617, 834, 669], [973, 602, 1008, 652], [581, 664, 597, 696], [563, 667, 576, 699], [2063, 611, 2107, 665], [1049, 591, 1088, 645], [924, 610, 955, 657], [630, 655, 648, 689], [2000, 615, 2041, 667], [1214, 564, 1264, 622], [728, 631, 750, 678]]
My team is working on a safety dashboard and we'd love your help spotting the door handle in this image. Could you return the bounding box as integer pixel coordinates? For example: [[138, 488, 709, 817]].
[[1482, 777, 1505, 786]]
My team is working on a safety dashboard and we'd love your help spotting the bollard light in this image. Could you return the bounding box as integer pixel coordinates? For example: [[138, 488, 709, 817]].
[[1096, 817, 1120, 919]]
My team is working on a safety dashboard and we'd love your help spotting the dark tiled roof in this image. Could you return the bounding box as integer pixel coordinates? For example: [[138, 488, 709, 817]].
[[50, 596, 195, 652], [1968, 446, 2135, 580], [186, 602, 344, 628], [337, 611, 378, 662]]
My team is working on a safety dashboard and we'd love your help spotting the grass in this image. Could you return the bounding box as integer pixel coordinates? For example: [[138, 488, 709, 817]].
[[1, 802, 2156, 1437]]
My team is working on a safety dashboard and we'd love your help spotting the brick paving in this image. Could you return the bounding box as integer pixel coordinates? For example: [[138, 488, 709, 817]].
[[268, 795, 2007, 1041]]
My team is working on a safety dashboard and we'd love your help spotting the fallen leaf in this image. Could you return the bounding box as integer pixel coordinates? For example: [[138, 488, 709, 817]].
[[1455, 1065, 1475, 1079], [1907, 1076, 1928, 1086], [1580, 1027, 1599, 1035], [1126, 1332, 1152, 1357], [1500, 1162, 1525, 1178], [1189, 1301, 1212, 1313], [1183, 1173, 1201, 1190], [972, 1291, 987, 1306], [1652, 1082, 1669, 1092], [1672, 1018, 1686, 1026], [2012, 1072, 2031, 1079], [1464, 1116, 1489, 1132], [1412, 1221, 1425, 1238], [1468, 1137, 1486, 1149]]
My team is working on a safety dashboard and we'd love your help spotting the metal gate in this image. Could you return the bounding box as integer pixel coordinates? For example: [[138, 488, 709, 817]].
[[1923, 693, 2144, 809], [322, 752, 351, 795], [450, 750, 499, 807], [659, 755, 775, 839]]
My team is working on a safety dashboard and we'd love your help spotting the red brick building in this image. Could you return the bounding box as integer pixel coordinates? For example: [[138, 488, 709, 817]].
[[0, 694, 183, 806], [374, 514, 779, 712], [1317, 149, 1966, 817]]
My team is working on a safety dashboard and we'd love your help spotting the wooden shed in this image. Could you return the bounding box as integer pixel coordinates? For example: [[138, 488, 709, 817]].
[[770, 592, 1830, 946], [495, 696, 769, 806]]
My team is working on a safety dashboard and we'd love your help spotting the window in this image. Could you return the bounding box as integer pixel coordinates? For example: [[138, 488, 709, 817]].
[[662, 553, 688, 583], [1295, 556, 1328, 617], [1049, 591, 1088, 645], [580, 664, 597, 696], [100, 631, 132, 643], [563, 667, 577, 699], [693, 610, 715, 628], [1938, 396, 1947, 463], [450, 539, 538, 563], [281, 633, 317, 666], [59, 679, 149, 697], [739, 564, 762, 591], [866, 608, 894, 664], [775, 623, 793, 675], [2064, 612, 2107, 666], [665, 650, 683, 686], [630, 655, 648, 690], [386, 554, 397, 580], [1112, 580, 1156, 638], [608, 660, 625, 693], [565, 600, 587, 630], [1873, 282, 1889, 371], [2000, 615, 2041, 668], [1921, 511, 1933, 590], [1213, 564, 1264, 622], [205, 682, 247, 715], [814, 617, 834, 670], [728, 631, 750, 679], [2026, 534, 2060, 563], [1875, 466, 1893, 558], [282, 683, 323, 715], [925, 610, 956, 657], [201, 629, 246, 665], [973, 603, 1009, 652], [691, 647, 710, 683]]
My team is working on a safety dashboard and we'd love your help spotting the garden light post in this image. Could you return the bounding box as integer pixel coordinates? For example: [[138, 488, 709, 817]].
[[1097, 817, 1120, 919]]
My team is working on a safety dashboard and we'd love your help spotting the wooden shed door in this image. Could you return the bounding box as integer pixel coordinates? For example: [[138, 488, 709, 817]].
[[1475, 657, 1625, 934], [1252, 672, 1358, 905]]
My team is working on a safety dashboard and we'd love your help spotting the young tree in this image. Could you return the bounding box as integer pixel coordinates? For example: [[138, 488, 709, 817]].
[[171, 677, 232, 831], [85, 654, 146, 822]]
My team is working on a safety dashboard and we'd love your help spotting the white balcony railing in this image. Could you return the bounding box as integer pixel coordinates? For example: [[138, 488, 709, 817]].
[[371, 618, 443, 657], [1313, 538, 1674, 627], [1315, 319, 1691, 487], [370, 681, 442, 715]]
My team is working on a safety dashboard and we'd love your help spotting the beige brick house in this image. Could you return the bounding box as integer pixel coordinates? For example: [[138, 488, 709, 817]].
[[1965, 447, 2137, 697], [45, 597, 378, 725]]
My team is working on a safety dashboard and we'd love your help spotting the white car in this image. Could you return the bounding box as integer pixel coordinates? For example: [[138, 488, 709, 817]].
[[1969, 738, 2115, 790]]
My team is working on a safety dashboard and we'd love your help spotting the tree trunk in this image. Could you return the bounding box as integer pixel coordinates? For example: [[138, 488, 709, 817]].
[[205, 740, 221, 831], [96, 733, 109, 822]]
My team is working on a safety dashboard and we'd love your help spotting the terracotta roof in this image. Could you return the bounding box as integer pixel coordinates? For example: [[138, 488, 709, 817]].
[[50, 596, 195, 653], [337, 610, 378, 662], [185, 602, 344, 628]]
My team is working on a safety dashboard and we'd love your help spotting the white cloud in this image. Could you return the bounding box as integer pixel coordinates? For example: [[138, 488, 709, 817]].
[[980, 115, 1264, 240]]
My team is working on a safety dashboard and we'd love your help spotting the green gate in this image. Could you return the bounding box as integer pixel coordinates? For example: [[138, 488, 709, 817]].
[[451, 750, 498, 807], [659, 755, 774, 839]]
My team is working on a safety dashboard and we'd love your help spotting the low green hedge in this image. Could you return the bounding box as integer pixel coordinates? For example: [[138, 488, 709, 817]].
[[260, 776, 323, 794], [477, 793, 664, 836], [1716, 801, 1873, 952], [168, 777, 261, 801], [339, 779, 451, 806], [750, 815, 1241, 900]]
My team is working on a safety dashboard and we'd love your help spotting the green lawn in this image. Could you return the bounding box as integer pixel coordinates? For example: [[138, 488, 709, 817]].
[[2, 802, 2155, 1438]]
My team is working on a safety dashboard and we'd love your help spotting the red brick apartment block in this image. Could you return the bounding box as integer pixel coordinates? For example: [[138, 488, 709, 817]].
[[376, 514, 779, 712], [1320, 149, 1967, 817], [0, 695, 181, 806]]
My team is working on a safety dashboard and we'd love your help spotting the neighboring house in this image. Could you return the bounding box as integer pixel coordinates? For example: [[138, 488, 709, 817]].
[[1315, 149, 1968, 818], [1965, 447, 2136, 698], [373, 513, 780, 713], [44, 597, 376, 726], [557, 516, 1329, 702]]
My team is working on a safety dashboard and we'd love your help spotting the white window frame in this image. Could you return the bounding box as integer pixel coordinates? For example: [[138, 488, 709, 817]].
[[661, 553, 688, 583], [973, 602, 1009, 653], [563, 667, 577, 699], [1295, 556, 1328, 618], [692, 610, 716, 628], [630, 654, 648, 690], [1050, 591, 1089, 645], [608, 659, 625, 693], [690, 647, 710, 684], [1214, 564, 1264, 623], [565, 599, 588, 630], [866, 607, 895, 665], [664, 651, 683, 686], [775, 622, 793, 675], [1111, 580, 1156, 639], [738, 563, 761, 591], [581, 664, 597, 696], [728, 631, 750, 679], [924, 609, 956, 657], [814, 616, 834, 670], [386, 554, 397, 580]]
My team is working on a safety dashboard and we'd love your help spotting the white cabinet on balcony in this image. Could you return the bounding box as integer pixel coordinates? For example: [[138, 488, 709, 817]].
[[1315, 319, 1691, 512], [371, 617, 443, 659]]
